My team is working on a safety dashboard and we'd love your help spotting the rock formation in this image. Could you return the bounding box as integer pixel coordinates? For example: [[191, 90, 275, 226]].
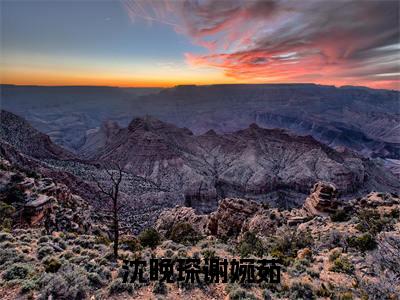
[[154, 206, 208, 237], [303, 182, 340, 217]]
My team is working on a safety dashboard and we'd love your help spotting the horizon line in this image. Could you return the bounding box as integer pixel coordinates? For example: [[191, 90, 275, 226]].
[[1, 82, 398, 92]]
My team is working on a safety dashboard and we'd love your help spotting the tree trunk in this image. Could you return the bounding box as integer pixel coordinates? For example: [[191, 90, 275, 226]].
[[113, 197, 119, 260]]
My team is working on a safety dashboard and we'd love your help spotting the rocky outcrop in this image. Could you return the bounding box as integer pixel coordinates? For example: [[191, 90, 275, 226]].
[[207, 198, 260, 238], [154, 206, 208, 237], [0, 157, 102, 234], [155, 198, 269, 239], [241, 209, 285, 237], [303, 182, 340, 217]]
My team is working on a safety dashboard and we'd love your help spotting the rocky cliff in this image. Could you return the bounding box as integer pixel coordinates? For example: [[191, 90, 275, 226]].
[[85, 116, 399, 212]]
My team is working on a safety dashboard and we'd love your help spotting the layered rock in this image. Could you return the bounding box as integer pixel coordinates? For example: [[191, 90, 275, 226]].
[[207, 198, 260, 238], [303, 182, 340, 217], [0, 157, 102, 234], [156, 198, 280, 240], [154, 206, 208, 237], [83, 116, 399, 213]]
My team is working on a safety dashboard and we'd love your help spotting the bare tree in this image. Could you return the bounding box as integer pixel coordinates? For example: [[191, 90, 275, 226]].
[[91, 162, 123, 260]]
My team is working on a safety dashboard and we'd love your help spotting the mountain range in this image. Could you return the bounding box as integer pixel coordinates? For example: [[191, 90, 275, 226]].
[[1, 109, 398, 219], [2, 84, 399, 161]]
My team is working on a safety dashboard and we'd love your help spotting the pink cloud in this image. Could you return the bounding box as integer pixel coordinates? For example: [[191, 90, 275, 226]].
[[123, 0, 400, 89]]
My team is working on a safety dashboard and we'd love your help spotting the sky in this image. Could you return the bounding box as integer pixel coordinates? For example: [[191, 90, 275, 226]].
[[1, 0, 399, 89]]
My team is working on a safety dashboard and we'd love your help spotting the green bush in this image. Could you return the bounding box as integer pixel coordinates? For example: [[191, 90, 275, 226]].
[[3, 263, 32, 281], [120, 236, 141, 252], [329, 256, 354, 274], [37, 245, 55, 260], [0, 202, 15, 231], [20, 279, 38, 294], [201, 248, 216, 260], [356, 209, 391, 235], [289, 282, 315, 300], [269, 228, 313, 265], [0, 248, 26, 267], [94, 235, 111, 246], [38, 236, 50, 244], [71, 245, 82, 254], [330, 209, 350, 222], [167, 222, 201, 245], [228, 287, 258, 300], [109, 278, 135, 295], [338, 292, 354, 300], [0, 232, 14, 242], [43, 257, 62, 273], [88, 272, 105, 288], [347, 233, 376, 252], [237, 231, 265, 257], [39, 264, 88, 300], [329, 250, 341, 262], [138, 228, 161, 249]]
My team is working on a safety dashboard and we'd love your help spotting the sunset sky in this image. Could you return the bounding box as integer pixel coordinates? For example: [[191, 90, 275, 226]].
[[1, 0, 399, 89]]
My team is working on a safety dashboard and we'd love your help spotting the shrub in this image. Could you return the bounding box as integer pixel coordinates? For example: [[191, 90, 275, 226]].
[[201, 248, 216, 260], [356, 209, 391, 235], [75, 235, 95, 248], [94, 235, 111, 246], [4, 186, 25, 203], [43, 257, 62, 273], [289, 282, 315, 300], [338, 292, 354, 300], [388, 207, 399, 219], [237, 231, 265, 257], [0, 202, 15, 231], [88, 272, 105, 288], [347, 233, 377, 252], [120, 236, 141, 252], [39, 264, 88, 300], [3, 263, 32, 281], [161, 240, 181, 250], [152, 281, 167, 295], [164, 249, 174, 258], [139, 228, 161, 249], [0, 241, 15, 249], [37, 245, 55, 260], [329, 250, 341, 262], [20, 279, 38, 294], [0, 248, 26, 267], [0, 232, 14, 242], [228, 287, 258, 300], [72, 245, 82, 254], [60, 250, 74, 260], [167, 222, 201, 245], [269, 228, 313, 264], [329, 256, 354, 274], [109, 278, 135, 295], [291, 258, 310, 275], [331, 209, 351, 222], [38, 236, 50, 244]]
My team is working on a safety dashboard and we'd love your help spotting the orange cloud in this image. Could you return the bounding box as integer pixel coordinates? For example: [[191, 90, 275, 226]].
[[124, 0, 400, 90]]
